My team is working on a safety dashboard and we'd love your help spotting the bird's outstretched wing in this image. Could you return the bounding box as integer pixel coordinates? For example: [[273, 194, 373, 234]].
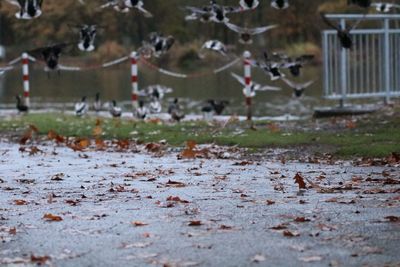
[[247, 24, 278, 35], [6, 0, 22, 7], [320, 12, 340, 31], [281, 77, 297, 89], [230, 72, 246, 86]]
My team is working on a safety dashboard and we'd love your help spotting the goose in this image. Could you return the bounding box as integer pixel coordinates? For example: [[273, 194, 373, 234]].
[[75, 96, 88, 116], [271, 0, 289, 9], [199, 40, 228, 58], [274, 53, 314, 77], [239, 0, 259, 10], [93, 93, 102, 113], [78, 25, 97, 52], [135, 100, 148, 119], [225, 22, 278, 44], [6, 0, 43, 19], [371, 3, 400, 12], [281, 78, 314, 98], [109, 100, 122, 117], [231, 72, 281, 97], [320, 12, 364, 49], [16, 95, 29, 113], [168, 98, 185, 122]]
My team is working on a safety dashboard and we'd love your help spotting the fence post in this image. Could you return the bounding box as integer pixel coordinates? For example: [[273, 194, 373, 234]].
[[22, 52, 30, 108], [383, 18, 391, 104], [243, 51, 252, 122], [340, 18, 347, 108], [131, 51, 139, 110]]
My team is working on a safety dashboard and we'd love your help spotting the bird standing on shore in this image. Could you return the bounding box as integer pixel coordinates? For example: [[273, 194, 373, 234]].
[[6, 0, 43, 19], [75, 96, 88, 116], [16, 95, 29, 113]]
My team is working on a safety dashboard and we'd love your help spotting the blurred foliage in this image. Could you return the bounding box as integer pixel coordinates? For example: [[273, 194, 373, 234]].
[[0, 0, 382, 62]]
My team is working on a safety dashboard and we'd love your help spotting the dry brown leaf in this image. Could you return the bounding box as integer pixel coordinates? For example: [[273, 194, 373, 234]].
[[188, 221, 202, 226], [166, 196, 190, 203], [14, 199, 28, 205], [166, 180, 186, 188], [132, 221, 149, 227], [283, 230, 300, 237], [30, 254, 51, 264], [43, 213, 63, 222], [294, 173, 307, 189]]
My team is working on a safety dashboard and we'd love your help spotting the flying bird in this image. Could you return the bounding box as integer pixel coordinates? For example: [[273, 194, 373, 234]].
[[371, 3, 400, 12], [320, 12, 364, 49], [209, 0, 243, 23], [281, 78, 314, 98], [231, 72, 281, 97], [143, 32, 175, 58], [100, 0, 153, 17], [273, 53, 314, 77], [251, 52, 285, 81], [199, 40, 228, 58], [271, 0, 289, 9], [77, 25, 98, 52], [225, 22, 278, 44], [239, 0, 259, 10], [29, 43, 72, 74], [6, 0, 43, 19]]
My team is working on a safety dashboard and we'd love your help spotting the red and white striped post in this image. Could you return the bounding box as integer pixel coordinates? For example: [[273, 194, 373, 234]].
[[131, 51, 139, 110], [22, 52, 30, 108], [243, 51, 252, 122]]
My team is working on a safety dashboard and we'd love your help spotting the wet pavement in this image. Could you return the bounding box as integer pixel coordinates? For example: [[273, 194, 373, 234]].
[[0, 142, 399, 267]]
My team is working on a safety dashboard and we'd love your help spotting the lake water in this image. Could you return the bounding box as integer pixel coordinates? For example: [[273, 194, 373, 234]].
[[0, 59, 330, 117]]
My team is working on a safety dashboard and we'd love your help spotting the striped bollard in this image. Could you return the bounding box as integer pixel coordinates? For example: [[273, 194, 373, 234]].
[[22, 53, 30, 108], [243, 51, 252, 122], [131, 51, 139, 110]]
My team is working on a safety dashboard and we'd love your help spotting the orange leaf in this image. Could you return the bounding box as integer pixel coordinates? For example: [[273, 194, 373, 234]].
[[92, 126, 103, 137], [186, 140, 197, 150], [132, 221, 148, 227], [181, 149, 196, 159], [14, 199, 28, 205], [43, 213, 63, 222], [294, 173, 307, 189], [188, 221, 202, 226]]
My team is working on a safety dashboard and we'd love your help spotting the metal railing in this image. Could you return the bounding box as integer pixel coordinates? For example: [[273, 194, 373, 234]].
[[322, 14, 400, 104]]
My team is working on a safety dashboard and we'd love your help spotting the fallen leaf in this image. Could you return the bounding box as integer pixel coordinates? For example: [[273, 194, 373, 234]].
[[251, 254, 266, 263], [132, 221, 148, 227], [43, 213, 63, 222], [283, 230, 300, 237], [294, 173, 306, 189], [188, 221, 202, 226], [14, 199, 28, 205]]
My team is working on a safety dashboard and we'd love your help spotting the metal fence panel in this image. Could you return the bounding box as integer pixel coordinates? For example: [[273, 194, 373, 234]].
[[323, 14, 400, 101]]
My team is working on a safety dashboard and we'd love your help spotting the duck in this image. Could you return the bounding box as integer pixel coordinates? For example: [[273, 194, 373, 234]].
[[16, 95, 29, 113], [78, 25, 97, 52], [109, 100, 122, 117], [201, 101, 214, 121], [239, 0, 259, 10], [135, 100, 148, 119], [29, 43, 70, 73], [100, 0, 152, 17], [271, 0, 289, 9], [209, 100, 229, 115], [274, 53, 314, 77], [149, 99, 162, 114], [281, 78, 314, 98], [75, 96, 88, 116], [183, 5, 214, 23], [252, 52, 285, 81], [320, 12, 364, 49], [371, 3, 400, 12], [209, 0, 242, 23], [145, 32, 175, 58], [93, 92, 102, 113], [6, 0, 43, 20], [225, 22, 278, 44], [231, 72, 281, 97], [199, 40, 228, 58], [168, 98, 185, 122], [124, 0, 153, 17]]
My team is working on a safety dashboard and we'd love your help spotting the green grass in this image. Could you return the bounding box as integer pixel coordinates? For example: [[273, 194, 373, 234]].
[[0, 113, 399, 159]]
